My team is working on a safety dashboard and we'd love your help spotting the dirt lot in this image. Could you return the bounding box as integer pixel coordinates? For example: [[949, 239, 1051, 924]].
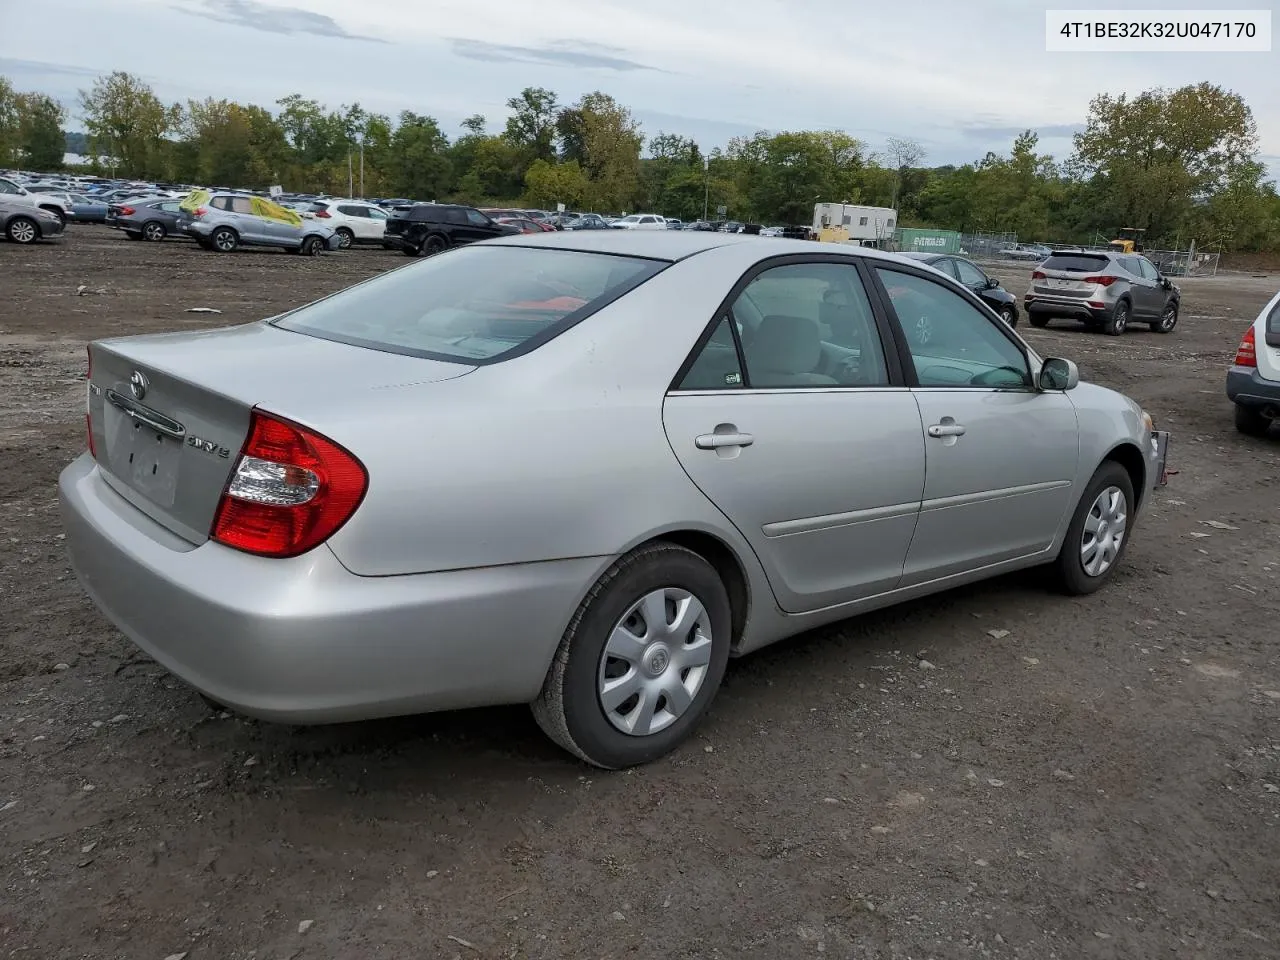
[[2, 227, 1279, 960]]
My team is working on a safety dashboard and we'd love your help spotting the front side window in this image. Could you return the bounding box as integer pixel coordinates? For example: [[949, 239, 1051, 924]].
[[466, 209, 491, 227], [273, 246, 665, 363], [954, 259, 987, 287], [875, 268, 1030, 389], [1137, 258, 1160, 280], [0, 179, 19, 195]]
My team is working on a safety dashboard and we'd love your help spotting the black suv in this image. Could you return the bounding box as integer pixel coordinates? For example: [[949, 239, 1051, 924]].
[[385, 203, 520, 257]]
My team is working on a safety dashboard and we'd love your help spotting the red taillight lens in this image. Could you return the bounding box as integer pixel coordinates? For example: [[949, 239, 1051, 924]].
[[314, 209, 331, 218], [193, 207, 207, 217], [1031, 270, 1046, 280], [211, 411, 367, 559], [85, 347, 96, 460], [118, 206, 135, 216], [1083, 275, 1118, 287], [1235, 326, 1257, 368]]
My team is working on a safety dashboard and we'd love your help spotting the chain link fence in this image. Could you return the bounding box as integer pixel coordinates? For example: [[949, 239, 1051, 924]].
[[963, 233, 1221, 277]]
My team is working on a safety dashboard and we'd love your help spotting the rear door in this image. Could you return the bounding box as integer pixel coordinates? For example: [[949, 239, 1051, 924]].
[[662, 257, 925, 613], [1118, 256, 1158, 317], [871, 264, 1079, 582]]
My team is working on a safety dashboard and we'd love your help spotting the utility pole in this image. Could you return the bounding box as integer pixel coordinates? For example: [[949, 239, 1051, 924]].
[[347, 150, 353, 198], [359, 140, 364, 199], [702, 157, 710, 221]]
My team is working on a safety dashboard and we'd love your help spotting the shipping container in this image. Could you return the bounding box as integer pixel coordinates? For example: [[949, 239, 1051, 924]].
[[895, 228, 963, 254]]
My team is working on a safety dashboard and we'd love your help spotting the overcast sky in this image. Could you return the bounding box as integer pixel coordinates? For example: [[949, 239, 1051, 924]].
[[1, 0, 1276, 178]]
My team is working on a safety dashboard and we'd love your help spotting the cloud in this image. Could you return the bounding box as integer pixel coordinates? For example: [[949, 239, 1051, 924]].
[[0, 58, 105, 79], [449, 38, 659, 72], [957, 122, 1084, 140], [173, 0, 385, 42]]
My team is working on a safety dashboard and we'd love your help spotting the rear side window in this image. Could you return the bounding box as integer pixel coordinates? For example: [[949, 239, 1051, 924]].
[[1043, 253, 1111, 273], [1268, 299, 1280, 336], [272, 246, 667, 363], [445, 208, 468, 225]]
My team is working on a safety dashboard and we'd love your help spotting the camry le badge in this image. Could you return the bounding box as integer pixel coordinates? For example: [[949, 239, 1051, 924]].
[[129, 370, 149, 401]]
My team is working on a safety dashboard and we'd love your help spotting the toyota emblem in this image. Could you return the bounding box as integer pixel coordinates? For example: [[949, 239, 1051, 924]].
[[129, 370, 148, 400]]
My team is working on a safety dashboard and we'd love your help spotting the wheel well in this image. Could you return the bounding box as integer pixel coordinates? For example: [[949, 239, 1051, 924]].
[[644, 530, 750, 648], [1103, 442, 1146, 504]]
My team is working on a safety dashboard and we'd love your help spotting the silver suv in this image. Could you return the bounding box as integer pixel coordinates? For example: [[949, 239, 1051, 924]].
[[180, 193, 338, 255], [1025, 250, 1180, 336]]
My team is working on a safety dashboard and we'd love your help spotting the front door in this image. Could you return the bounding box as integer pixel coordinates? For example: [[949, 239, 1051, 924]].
[[871, 265, 1080, 583], [1133, 257, 1165, 317], [662, 259, 925, 613]]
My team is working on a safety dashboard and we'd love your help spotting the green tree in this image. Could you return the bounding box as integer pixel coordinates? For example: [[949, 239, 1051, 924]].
[[503, 87, 558, 163], [17, 93, 66, 170], [78, 71, 177, 177], [386, 111, 451, 200], [968, 131, 1063, 238], [182, 98, 254, 186], [523, 158, 590, 208], [0, 76, 21, 166], [574, 92, 643, 211]]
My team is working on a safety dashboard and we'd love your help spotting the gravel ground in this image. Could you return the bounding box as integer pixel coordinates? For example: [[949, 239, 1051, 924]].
[[2, 227, 1279, 960]]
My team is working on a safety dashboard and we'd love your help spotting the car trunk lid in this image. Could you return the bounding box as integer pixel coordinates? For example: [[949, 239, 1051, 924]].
[[88, 322, 474, 545], [1034, 252, 1112, 296]]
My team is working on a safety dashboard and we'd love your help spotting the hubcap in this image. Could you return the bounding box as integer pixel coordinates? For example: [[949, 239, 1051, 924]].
[[1114, 306, 1128, 331], [914, 315, 933, 345], [1081, 485, 1128, 577], [597, 587, 713, 737], [12, 222, 35, 242], [216, 233, 233, 250], [1001, 308, 1014, 324], [1161, 307, 1176, 330]]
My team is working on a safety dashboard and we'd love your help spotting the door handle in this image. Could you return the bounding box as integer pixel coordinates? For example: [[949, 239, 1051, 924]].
[[927, 422, 966, 438], [695, 431, 754, 449]]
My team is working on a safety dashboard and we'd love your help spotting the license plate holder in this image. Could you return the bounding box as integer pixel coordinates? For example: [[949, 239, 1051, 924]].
[[1049, 278, 1071, 288], [103, 404, 183, 507], [1152, 430, 1171, 486]]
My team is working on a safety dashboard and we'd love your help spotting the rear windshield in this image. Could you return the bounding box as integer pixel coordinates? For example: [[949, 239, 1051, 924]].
[[272, 245, 667, 363], [1042, 253, 1111, 273]]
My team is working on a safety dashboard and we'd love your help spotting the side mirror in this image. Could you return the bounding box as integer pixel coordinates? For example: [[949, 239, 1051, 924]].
[[985, 277, 1000, 289], [1039, 357, 1079, 391]]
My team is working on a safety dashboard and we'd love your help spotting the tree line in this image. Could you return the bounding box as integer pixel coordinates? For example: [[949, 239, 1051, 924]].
[[1, 72, 1278, 251]]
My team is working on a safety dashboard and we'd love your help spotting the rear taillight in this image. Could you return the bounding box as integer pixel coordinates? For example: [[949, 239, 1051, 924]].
[[1235, 326, 1257, 368], [85, 347, 96, 460], [118, 206, 135, 216], [1031, 270, 1045, 280], [314, 209, 331, 218], [193, 207, 207, 218], [1082, 275, 1118, 287], [211, 411, 367, 559]]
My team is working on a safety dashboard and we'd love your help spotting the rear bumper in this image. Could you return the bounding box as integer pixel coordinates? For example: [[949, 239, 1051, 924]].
[[1226, 365, 1280, 409], [1025, 296, 1109, 320], [58, 454, 604, 724], [382, 234, 414, 251]]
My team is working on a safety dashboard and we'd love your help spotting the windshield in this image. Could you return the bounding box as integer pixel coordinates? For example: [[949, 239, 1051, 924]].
[[273, 245, 667, 363]]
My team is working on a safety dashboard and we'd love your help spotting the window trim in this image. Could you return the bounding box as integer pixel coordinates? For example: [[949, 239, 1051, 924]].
[[865, 262, 1035, 392], [667, 253, 908, 394]]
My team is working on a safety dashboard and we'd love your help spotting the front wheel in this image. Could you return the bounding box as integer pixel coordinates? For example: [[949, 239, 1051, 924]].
[[998, 305, 1017, 327], [7, 216, 39, 244], [301, 235, 324, 256], [1235, 403, 1272, 438], [1049, 461, 1135, 596], [532, 543, 732, 769], [1150, 301, 1178, 333]]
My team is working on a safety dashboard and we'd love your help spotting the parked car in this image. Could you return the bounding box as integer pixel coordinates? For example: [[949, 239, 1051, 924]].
[[565, 214, 615, 231], [108, 197, 190, 241], [179, 192, 338, 254], [1226, 289, 1280, 437], [1001, 243, 1052, 262], [66, 194, 109, 224], [901, 252, 1020, 327], [0, 176, 70, 224], [60, 231, 1170, 769], [383, 203, 520, 256], [292, 199, 389, 248], [496, 216, 554, 234], [0, 196, 64, 244], [1025, 250, 1179, 335], [666, 219, 685, 230], [612, 214, 668, 230]]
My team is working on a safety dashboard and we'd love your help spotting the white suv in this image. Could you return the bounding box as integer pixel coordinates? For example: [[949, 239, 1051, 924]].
[[0, 176, 70, 224], [1226, 289, 1280, 437], [293, 199, 388, 248], [612, 214, 667, 230]]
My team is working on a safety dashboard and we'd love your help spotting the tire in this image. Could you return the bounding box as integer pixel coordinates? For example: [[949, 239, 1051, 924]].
[[1103, 299, 1130, 336], [421, 234, 447, 257], [532, 542, 733, 769], [1028, 313, 1050, 328], [301, 235, 324, 256], [1234, 403, 1272, 438], [1150, 301, 1178, 333], [6, 215, 39, 244], [998, 305, 1017, 327], [1049, 461, 1136, 596], [210, 227, 238, 253], [142, 220, 166, 242], [335, 227, 354, 249]]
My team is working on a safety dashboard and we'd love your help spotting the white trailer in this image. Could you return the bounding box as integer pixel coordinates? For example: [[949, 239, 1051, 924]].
[[812, 203, 897, 243]]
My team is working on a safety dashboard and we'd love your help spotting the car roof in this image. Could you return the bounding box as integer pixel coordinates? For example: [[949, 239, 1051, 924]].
[[899, 251, 940, 261]]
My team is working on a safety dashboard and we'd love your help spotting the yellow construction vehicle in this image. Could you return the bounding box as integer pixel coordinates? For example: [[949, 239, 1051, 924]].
[[1107, 227, 1146, 254]]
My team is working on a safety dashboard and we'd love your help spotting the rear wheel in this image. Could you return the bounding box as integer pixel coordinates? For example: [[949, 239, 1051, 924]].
[[1028, 313, 1050, 328], [335, 227, 354, 249], [1150, 301, 1178, 333], [421, 234, 447, 257], [124, 231, 143, 241], [1234, 403, 1272, 438], [142, 220, 166, 242], [7, 216, 39, 244], [1049, 461, 1135, 595], [210, 227, 238, 252], [532, 542, 732, 769], [1103, 299, 1130, 336]]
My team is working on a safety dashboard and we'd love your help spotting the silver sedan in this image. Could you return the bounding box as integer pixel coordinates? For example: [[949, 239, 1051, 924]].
[[59, 231, 1171, 768]]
